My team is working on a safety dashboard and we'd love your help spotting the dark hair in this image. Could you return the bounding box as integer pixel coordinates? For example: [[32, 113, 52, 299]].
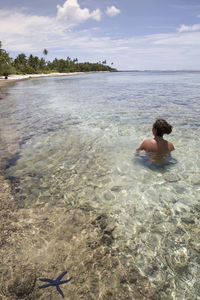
[[153, 119, 173, 137]]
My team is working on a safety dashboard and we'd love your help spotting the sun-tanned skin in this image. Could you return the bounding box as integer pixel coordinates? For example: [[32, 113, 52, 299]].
[[137, 122, 175, 165]]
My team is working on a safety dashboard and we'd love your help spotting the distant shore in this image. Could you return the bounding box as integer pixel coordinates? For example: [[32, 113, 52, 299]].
[[0, 71, 108, 99], [0, 71, 108, 82]]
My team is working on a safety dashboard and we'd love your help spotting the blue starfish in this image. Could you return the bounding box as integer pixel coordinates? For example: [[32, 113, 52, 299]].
[[39, 271, 72, 298]]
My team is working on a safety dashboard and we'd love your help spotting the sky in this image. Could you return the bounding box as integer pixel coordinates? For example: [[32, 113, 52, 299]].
[[1, 0, 200, 70]]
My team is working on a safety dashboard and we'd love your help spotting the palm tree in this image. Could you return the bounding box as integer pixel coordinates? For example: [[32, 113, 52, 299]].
[[43, 49, 48, 64], [43, 49, 48, 57], [14, 53, 27, 72], [66, 56, 71, 64], [42, 49, 48, 71]]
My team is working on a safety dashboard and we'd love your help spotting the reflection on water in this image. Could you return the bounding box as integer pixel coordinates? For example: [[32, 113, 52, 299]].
[[1, 72, 200, 298]]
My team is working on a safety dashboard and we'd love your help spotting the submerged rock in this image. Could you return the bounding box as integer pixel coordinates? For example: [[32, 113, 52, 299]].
[[0, 191, 156, 300], [181, 217, 195, 225], [189, 174, 200, 185], [5, 266, 36, 298], [163, 172, 180, 182]]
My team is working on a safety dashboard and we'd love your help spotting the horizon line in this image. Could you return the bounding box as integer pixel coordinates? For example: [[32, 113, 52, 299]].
[[118, 69, 200, 72]]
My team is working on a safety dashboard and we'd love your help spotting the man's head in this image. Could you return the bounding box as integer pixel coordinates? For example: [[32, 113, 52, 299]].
[[153, 119, 173, 137]]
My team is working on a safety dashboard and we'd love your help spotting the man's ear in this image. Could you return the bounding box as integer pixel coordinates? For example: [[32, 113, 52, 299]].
[[152, 127, 156, 136]]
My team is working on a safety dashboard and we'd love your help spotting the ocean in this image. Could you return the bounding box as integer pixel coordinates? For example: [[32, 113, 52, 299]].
[[1, 71, 200, 298]]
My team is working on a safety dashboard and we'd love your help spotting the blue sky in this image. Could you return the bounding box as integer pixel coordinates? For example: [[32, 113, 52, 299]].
[[1, 0, 200, 70]]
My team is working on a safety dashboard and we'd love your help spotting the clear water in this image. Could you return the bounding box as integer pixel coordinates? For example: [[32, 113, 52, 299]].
[[1, 72, 200, 299]]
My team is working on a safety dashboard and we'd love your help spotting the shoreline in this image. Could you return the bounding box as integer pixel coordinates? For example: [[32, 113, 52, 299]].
[[0, 71, 108, 82], [0, 72, 108, 99]]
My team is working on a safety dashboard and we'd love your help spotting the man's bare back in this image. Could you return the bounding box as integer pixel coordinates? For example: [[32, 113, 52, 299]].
[[137, 119, 175, 165]]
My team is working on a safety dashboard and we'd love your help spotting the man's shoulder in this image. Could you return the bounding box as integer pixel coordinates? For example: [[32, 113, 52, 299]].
[[144, 138, 155, 145], [140, 138, 155, 150], [168, 141, 175, 151]]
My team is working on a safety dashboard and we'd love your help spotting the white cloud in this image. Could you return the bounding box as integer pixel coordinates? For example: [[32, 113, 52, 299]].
[[56, 0, 101, 24], [106, 6, 121, 17], [0, 9, 69, 53], [152, 32, 200, 46], [0, 10, 62, 36], [177, 24, 200, 32]]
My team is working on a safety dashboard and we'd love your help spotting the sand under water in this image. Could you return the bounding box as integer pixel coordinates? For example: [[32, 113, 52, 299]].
[[1, 71, 200, 300], [0, 77, 160, 300]]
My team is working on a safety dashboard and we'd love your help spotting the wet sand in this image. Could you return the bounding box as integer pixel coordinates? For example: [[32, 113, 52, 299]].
[[0, 76, 160, 300]]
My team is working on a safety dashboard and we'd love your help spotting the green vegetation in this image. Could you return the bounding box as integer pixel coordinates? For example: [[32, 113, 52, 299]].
[[0, 42, 16, 78], [0, 43, 116, 78]]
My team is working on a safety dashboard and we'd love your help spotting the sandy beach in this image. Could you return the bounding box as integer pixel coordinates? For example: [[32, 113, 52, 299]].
[[0, 72, 83, 81], [0, 74, 157, 299], [0, 71, 108, 82]]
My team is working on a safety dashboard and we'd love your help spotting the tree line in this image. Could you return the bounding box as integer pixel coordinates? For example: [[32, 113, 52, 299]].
[[0, 43, 116, 78]]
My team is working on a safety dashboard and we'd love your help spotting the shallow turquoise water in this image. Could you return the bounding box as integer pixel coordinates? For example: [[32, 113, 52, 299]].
[[1, 72, 200, 298]]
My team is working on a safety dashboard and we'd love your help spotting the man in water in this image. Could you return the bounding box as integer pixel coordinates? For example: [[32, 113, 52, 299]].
[[137, 119, 175, 165]]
